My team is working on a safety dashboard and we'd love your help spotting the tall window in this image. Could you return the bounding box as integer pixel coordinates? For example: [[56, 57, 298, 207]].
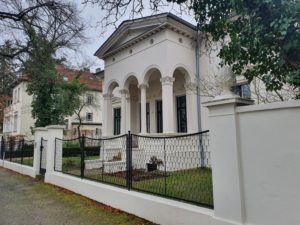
[[146, 103, 150, 133], [13, 89, 17, 104], [232, 83, 251, 99], [86, 112, 93, 121], [17, 88, 20, 102], [13, 114, 18, 132], [139, 103, 150, 133], [86, 95, 93, 105], [156, 100, 163, 133], [177, 96, 187, 133], [114, 108, 121, 135]]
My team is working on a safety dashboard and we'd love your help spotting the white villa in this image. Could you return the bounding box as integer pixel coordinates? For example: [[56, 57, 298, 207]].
[[2, 65, 104, 138], [95, 13, 250, 136]]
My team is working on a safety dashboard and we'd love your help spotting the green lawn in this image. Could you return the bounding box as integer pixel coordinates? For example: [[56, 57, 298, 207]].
[[132, 168, 213, 206], [8, 157, 34, 167], [63, 161, 213, 207]]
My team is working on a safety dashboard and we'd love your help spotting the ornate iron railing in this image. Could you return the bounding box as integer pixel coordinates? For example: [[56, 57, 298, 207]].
[[54, 131, 213, 208]]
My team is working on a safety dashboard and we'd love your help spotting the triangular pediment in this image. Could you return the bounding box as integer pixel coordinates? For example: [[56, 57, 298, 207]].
[[107, 24, 160, 52], [95, 13, 197, 59]]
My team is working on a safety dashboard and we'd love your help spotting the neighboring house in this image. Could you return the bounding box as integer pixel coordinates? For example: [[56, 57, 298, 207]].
[[95, 13, 251, 136], [2, 65, 103, 138]]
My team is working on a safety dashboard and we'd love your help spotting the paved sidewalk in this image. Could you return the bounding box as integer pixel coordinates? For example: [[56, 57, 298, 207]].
[[0, 168, 155, 225]]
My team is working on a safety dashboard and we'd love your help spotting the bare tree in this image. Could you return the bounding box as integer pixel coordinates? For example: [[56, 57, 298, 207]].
[[198, 72, 299, 103], [82, 0, 190, 34], [73, 91, 101, 138], [251, 78, 299, 104], [0, 0, 85, 60]]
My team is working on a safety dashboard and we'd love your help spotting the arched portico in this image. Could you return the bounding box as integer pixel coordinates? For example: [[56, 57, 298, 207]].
[[120, 75, 140, 134], [103, 65, 198, 136], [173, 67, 198, 133]]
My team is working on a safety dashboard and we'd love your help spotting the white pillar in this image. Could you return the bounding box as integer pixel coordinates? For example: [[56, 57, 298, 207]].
[[126, 95, 131, 132], [119, 89, 128, 134], [33, 127, 48, 175], [203, 96, 253, 225], [103, 93, 113, 136], [139, 83, 148, 134], [185, 82, 199, 133], [160, 76, 175, 134], [45, 125, 64, 181]]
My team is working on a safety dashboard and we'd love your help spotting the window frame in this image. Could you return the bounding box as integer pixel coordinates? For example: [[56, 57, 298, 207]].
[[113, 107, 121, 135], [86, 94, 93, 105], [86, 112, 93, 122], [176, 95, 187, 133]]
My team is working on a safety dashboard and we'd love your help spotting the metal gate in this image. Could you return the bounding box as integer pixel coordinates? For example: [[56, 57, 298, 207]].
[[40, 137, 47, 175]]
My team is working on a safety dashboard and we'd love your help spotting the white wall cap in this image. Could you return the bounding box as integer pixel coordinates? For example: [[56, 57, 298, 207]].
[[203, 96, 254, 108], [236, 99, 300, 113], [34, 127, 48, 131], [46, 125, 65, 130]]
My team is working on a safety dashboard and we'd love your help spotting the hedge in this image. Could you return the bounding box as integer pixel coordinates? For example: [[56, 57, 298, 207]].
[[4, 149, 34, 158], [62, 146, 100, 157]]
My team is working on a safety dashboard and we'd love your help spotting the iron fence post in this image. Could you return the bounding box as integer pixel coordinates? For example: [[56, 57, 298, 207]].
[[164, 137, 167, 196], [10, 139, 13, 162], [0, 136, 4, 159], [199, 133, 205, 168], [126, 131, 132, 190], [40, 137, 43, 173], [21, 138, 24, 165], [80, 135, 85, 178]]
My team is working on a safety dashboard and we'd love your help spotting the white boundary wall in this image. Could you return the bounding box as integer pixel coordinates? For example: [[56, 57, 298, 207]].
[[204, 97, 300, 225], [0, 159, 36, 178], [45, 172, 213, 225]]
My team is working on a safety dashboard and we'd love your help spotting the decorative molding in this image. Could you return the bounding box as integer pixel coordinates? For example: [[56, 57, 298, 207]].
[[160, 76, 175, 86], [103, 93, 113, 100], [184, 82, 198, 94], [138, 83, 149, 89]]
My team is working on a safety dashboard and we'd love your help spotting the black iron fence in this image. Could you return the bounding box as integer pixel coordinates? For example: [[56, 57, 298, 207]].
[[0, 137, 34, 167], [54, 131, 213, 208]]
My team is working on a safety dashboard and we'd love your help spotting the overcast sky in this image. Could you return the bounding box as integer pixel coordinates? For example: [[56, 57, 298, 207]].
[[69, 1, 196, 72]]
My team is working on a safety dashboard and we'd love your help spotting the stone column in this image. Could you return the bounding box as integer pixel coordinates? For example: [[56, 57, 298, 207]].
[[139, 83, 148, 134], [33, 127, 48, 175], [102, 93, 113, 136], [126, 95, 131, 132], [160, 76, 175, 134], [119, 89, 128, 134], [45, 125, 64, 182], [185, 82, 199, 133]]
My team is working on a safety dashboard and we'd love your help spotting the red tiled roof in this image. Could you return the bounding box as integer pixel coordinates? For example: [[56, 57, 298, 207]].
[[55, 64, 102, 92], [15, 65, 102, 92]]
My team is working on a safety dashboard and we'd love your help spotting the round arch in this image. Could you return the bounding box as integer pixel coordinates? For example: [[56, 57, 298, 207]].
[[171, 64, 192, 83], [105, 79, 120, 95], [142, 64, 162, 85], [122, 73, 139, 90]]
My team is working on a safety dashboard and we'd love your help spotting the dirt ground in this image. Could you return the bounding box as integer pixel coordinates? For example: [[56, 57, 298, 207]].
[[0, 167, 156, 225]]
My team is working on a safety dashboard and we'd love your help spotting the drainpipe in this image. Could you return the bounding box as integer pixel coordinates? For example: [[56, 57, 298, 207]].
[[195, 27, 202, 132], [196, 27, 205, 168]]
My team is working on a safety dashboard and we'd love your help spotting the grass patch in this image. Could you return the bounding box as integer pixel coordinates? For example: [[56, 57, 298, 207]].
[[63, 166, 213, 206]]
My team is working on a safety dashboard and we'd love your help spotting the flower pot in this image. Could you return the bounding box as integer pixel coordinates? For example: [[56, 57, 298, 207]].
[[147, 163, 157, 172]]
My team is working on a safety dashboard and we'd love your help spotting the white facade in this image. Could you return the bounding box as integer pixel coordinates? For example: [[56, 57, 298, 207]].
[[66, 89, 103, 136], [96, 13, 227, 136], [3, 81, 34, 137], [3, 81, 103, 138]]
